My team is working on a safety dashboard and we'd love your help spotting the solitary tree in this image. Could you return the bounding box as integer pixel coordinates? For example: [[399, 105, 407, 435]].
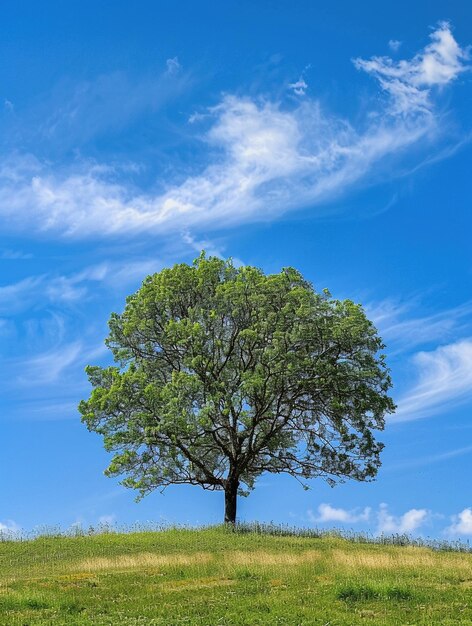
[[79, 254, 395, 524]]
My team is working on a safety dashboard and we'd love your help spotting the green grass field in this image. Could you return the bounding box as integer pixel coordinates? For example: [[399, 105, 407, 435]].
[[1, 526, 471, 625]]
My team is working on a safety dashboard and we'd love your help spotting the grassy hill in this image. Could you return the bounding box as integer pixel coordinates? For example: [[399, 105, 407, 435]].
[[1, 525, 471, 625]]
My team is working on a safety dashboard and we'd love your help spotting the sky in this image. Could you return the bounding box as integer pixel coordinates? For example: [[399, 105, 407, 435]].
[[1, 0, 472, 540]]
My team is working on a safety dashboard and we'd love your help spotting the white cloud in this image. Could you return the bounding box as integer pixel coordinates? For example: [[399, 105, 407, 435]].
[[447, 508, 472, 535], [19, 341, 83, 384], [307, 503, 430, 535], [377, 504, 429, 534], [0, 272, 89, 315], [366, 298, 472, 422], [0, 519, 21, 537], [0, 24, 467, 239], [0, 260, 163, 316], [388, 40, 402, 52], [309, 503, 371, 524], [367, 298, 472, 354], [182, 231, 223, 258], [182, 231, 245, 266], [288, 77, 308, 96], [394, 339, 472, 422], [0, 276, 44, 315], [4, 335, 108, 391], [354, 22, 469, 115], [0, 97, 434, 236]]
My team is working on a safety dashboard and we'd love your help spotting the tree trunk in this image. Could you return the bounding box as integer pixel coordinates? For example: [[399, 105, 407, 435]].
[[224, 479, 239, 524]]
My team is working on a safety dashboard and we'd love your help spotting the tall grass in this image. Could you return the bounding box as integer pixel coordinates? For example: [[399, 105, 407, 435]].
[[1, 524, 471, 625], [2, 520, 470, 552]]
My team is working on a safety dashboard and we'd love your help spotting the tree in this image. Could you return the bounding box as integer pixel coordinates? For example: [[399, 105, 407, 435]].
[[79, 254, 395, 524]]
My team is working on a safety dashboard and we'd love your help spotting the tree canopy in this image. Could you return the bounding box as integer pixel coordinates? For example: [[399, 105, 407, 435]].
[[79, 254, 395, 523]]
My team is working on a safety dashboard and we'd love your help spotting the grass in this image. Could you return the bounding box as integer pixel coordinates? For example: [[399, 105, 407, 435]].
[[1, 524, 471, 625]]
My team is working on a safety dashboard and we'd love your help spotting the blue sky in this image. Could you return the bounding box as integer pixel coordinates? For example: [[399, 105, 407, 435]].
[[1, 0, 472, 539]]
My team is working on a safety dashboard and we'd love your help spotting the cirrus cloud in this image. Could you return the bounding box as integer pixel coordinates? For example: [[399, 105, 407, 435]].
[[0, 23, 468, 239], [394, 339, 472, 422], [354, 21, 469, 115]]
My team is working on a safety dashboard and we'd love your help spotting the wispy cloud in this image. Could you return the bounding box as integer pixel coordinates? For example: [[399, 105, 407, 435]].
[[181, 231, 245, 267], [367, 298, 472, 354], [0, 259, 163, 316], [0, 24, 468, 239], [377, 504, 429, 534], [0, 276, 45, 315], [0, 98, 437, 235], [21, 65, 191, 152], [394, 339, 472, 422], [5, 333, 109, 392], [0, 248, 32, 260], [0, 272, 92, 315], [19, 341, 83, 384], [5, 399, 80, 421], [387, 444, 472, 471], [354, 21, 469, 115], [367, 296, 472, 422]]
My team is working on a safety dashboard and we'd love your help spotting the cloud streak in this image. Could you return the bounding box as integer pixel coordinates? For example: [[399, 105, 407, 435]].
[[19, 341, 83, 385], [0, 24, 468, 239], [387, 444, 472, 471], [394, 339, 472, 422], [0, 259, 162, 316], [17, 66, 191, 153], [367, 298, 472, 355]]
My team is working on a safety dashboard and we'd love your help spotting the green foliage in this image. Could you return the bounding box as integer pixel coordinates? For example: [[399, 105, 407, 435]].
[[79, 253, 395, 515]]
